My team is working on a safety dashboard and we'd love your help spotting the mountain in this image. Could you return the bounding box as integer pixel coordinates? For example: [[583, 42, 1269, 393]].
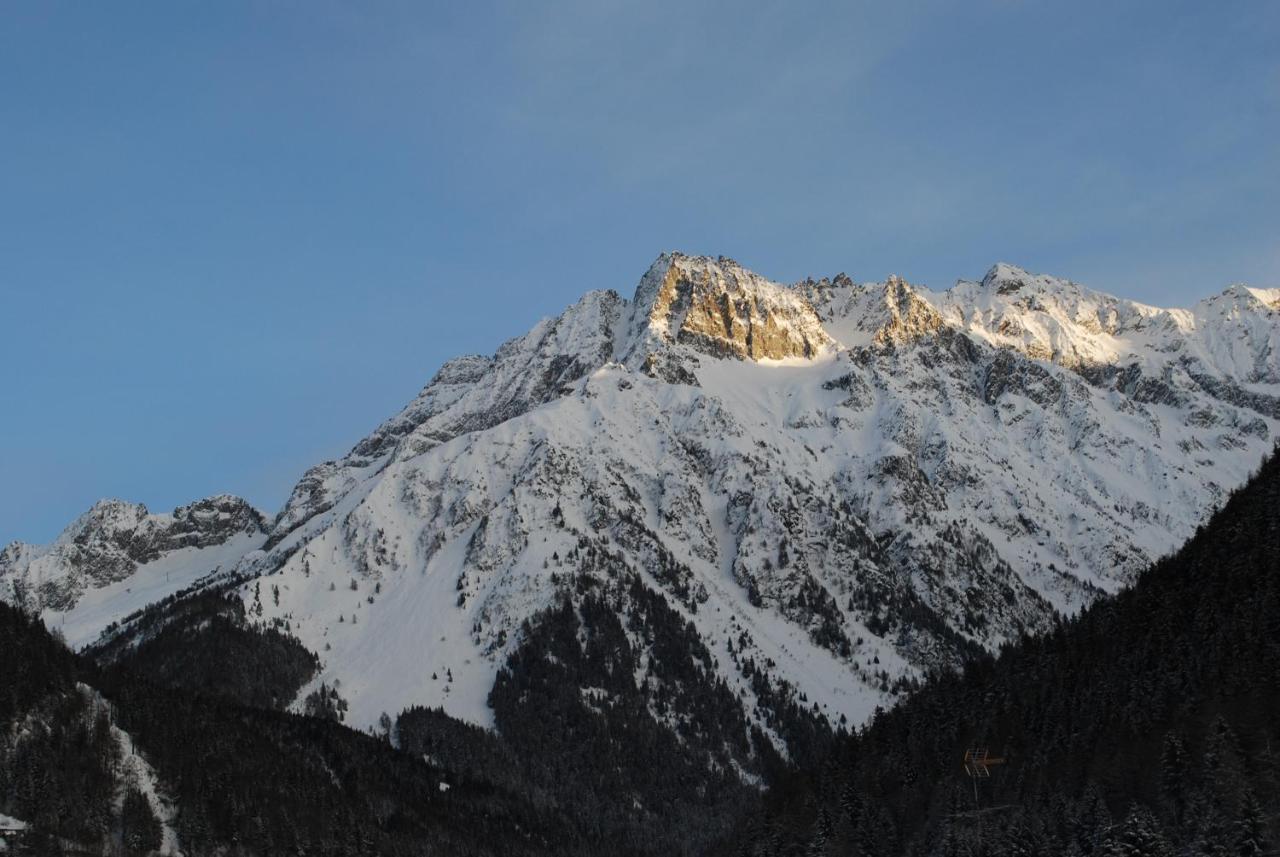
[[718, 445, 1280, 857], [4, 461, 1275, 857], [4, 252, 1278, 744], [0, 496, 266, 648]]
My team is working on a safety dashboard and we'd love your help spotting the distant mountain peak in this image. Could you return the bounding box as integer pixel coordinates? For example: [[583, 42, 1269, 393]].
[[1203, 282, 1280, 313], [980, 261, 1044, 290], [0, 494, 266, 641]]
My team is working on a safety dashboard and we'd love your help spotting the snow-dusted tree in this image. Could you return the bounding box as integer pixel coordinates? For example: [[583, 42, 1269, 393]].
[[1101, 804, 1172, 857], [121, 787, 161, 856], [1234, 791, 1268, 857]]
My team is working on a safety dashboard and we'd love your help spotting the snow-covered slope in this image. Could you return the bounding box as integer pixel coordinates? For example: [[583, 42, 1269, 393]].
[[0, 496, 266, 648], [5, 252, 1278, 747]]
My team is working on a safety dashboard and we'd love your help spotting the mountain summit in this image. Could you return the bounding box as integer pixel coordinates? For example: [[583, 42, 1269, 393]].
[[630, 253, 834, 363]]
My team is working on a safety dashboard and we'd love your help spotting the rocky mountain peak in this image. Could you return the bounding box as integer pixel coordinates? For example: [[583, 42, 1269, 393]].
[[631, 252, 833, 362], [170, 495, 267, 537], [0, 494, 267, 622], [871, 274, 945, 345], [979, 262, 1043, 295], [1202, 283, 1280, 316], [972, 263, 1123, 315], [62, 499, 151, 547]]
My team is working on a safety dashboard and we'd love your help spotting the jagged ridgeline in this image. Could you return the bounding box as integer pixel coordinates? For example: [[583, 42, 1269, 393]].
[[6, 254, 1278, 735], [717, 448, 1280, 856], [2, 253, 1279, 852]]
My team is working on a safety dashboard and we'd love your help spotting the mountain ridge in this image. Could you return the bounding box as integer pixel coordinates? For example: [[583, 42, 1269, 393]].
[[3, 251, 1278, 746], [1, 496, 266, 647]]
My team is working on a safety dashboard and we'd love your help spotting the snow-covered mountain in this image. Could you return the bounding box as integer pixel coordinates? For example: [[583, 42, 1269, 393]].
[[5, 252, 1278, 745], [0, 496, 266, 648]]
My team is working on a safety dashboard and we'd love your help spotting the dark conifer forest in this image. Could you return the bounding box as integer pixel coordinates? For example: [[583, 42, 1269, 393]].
[[712, 451, 1280, 856], [0, 598, 594, 856]]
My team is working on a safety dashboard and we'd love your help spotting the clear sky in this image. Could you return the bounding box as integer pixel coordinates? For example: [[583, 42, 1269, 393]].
[[2, 1, 1277, 545]]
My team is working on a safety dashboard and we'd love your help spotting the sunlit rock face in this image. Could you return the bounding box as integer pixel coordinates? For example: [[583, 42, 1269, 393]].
[[634, 253, 834, 362], [870, 275, 946, 346]]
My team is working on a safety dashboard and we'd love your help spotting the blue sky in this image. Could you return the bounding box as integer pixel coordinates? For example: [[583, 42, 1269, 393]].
[[2, 1, 1277, 545]]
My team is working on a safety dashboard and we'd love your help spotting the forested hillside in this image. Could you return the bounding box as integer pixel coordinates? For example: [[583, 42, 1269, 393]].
[[718, 449, 1280, 856], [1, 566, 828, 855], [0, 599, 593, 856]]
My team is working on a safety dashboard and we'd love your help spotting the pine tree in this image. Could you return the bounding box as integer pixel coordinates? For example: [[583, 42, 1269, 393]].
[[1101, 804, 1172, 857], [1160, 731, 1189, 827], [1072, 783, 1112, 856], [1206, 717, 1248, 808], [121, 787, 162, 856], [1233, 791, 1268, 857], [806, 806, 832, 856], [839, 774, 862, 824]]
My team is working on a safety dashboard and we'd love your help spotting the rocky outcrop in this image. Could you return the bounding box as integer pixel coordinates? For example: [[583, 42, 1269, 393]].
[[634, 253, 833, 362], [872, 276, 945, 346], [0, 496, 266, 615]]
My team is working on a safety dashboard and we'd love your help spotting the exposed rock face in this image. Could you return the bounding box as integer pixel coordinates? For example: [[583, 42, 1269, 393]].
[[145, 496, 266, 557], [871, 275, 945, 346], [0, 495, 266, 617], [634, 254, 833, 361]]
